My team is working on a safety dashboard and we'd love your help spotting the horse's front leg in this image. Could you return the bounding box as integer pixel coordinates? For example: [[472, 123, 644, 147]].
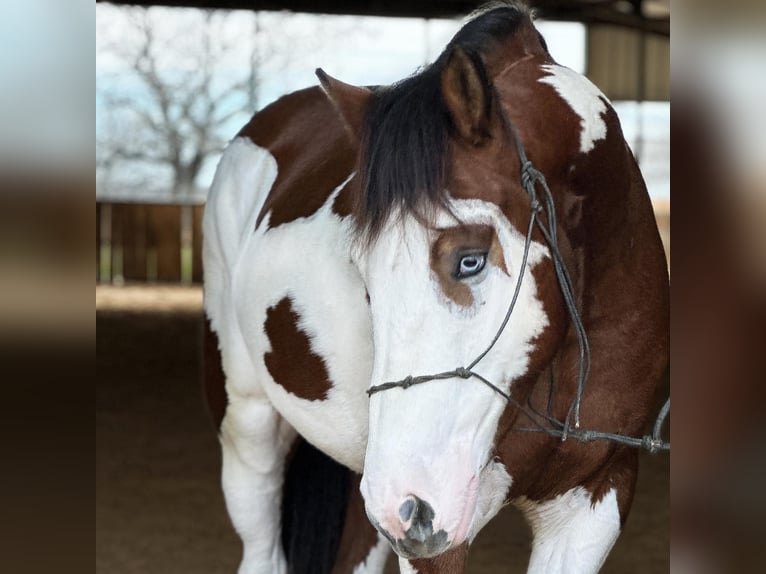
[[220, 393, 296, 574], [398, 544, 468, 574], [516, 485, 623, 574]]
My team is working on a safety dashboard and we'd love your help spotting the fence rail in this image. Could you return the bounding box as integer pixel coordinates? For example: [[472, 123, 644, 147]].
[[96, 200, 669, 285]]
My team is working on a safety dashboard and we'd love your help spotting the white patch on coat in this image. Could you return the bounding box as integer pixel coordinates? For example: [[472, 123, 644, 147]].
[[398, 557, 419, 574], [538, 64, 609, 154], [203, 136, 277, 357], [204, 137, 372, 473], [514, 487, 621, 574], [219, 398, 295, 574], [467, 461, 513, 542], [352, 535, 391, 574], [359, 198, 549, 546]]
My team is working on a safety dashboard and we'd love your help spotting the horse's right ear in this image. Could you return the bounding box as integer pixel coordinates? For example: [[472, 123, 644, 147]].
[[316, 69, 371, 141]]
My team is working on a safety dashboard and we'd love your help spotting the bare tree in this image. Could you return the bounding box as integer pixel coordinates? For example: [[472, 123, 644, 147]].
[[96, 7, 298, 199], [97, 6, 383, 202]]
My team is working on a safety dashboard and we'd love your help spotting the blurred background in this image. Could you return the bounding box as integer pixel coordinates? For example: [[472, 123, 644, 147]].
[[93, 1, 672, 573]]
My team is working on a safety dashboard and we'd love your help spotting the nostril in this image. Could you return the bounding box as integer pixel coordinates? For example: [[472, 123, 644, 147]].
[[399, 496, 417, 522]]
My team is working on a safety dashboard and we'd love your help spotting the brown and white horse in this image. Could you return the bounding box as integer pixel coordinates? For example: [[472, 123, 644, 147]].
[[203, 4, 668, 573]]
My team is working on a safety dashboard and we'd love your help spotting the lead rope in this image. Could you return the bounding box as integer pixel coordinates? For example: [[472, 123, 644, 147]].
[[366, 121, 670, 454]]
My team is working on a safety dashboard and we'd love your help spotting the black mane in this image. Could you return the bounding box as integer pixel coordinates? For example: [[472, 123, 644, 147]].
[[356, 2, 532, 241]]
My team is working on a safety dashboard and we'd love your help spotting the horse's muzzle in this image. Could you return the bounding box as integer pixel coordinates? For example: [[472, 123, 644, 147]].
[[395, 527, 450, 559], [371, 494, 451, 559]]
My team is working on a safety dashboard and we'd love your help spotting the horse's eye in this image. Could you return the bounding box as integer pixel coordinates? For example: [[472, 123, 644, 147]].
[[455, 252, 487, 279]]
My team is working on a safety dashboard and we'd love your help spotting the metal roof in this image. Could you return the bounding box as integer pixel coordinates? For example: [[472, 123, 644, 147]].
[[97, 1, 669, 36]]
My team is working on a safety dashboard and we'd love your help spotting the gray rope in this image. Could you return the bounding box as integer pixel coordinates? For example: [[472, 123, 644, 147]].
[[366, 120, 670, 455], [466, 197, 538, 371]]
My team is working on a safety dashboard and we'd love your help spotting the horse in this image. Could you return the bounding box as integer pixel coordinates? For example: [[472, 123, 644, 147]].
[[202, 3, 669, 573]]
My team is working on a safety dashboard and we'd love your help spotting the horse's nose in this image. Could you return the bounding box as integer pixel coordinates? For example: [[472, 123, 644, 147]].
[[399, 495, 434, 539], [394, 495, 449, 558]]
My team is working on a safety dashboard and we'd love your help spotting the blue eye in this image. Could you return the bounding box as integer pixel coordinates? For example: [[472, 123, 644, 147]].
[[455, 253, 487, 279]]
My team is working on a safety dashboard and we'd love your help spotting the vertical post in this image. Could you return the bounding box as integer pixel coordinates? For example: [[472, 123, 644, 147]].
[[99, 202, 112, 283], [147, 248, 158, 282], [112, 204, 124, 286], [180, 203, 193, 285]]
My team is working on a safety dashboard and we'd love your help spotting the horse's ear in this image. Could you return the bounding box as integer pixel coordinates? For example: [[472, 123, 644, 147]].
[[316, 69, 371, 141], [440, 47, 495, 145]]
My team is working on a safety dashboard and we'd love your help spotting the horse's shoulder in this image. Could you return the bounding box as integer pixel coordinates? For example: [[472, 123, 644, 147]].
[[233, 86, 356, 230], [237, 86, 340, 150]]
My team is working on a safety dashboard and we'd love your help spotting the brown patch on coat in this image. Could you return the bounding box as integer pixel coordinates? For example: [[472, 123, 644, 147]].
[[586, 446, 639, 525], [525, 257, 568, 375], [410, 543, 468, 573], [430, 224, 507, 307], [203, 317, 227, 430], [236, 87, 357, 230], [263, 297, 331, 401], [331, 475, 380, 574]]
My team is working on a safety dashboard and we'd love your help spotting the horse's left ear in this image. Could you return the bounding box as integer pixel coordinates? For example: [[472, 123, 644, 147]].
[[440, 47, 496, 145], [316, 69, 371, 141]]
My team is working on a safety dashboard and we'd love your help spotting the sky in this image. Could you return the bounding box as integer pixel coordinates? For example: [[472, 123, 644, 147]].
[[95, 3, 668, 200]]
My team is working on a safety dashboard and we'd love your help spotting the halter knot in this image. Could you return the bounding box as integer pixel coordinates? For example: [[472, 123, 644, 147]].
[[642, 436, 661, 454], [454, 367, 472, 379], [520, 160, 542, 190], [578, 430, 594, 443]]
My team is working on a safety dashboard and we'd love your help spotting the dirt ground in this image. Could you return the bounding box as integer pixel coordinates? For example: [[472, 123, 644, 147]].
[[96, 285, 668, 573]]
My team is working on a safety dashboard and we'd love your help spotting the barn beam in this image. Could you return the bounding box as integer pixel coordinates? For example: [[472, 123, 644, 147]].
[[97, 0, 669, 36]]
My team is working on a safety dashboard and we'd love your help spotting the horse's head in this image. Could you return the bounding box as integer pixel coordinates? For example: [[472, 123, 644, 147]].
[[319, 7, 566, 559]]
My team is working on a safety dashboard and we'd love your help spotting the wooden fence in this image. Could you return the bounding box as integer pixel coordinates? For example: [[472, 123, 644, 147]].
[[97, 202, 204, 284], [96, 200, 669, 285]]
